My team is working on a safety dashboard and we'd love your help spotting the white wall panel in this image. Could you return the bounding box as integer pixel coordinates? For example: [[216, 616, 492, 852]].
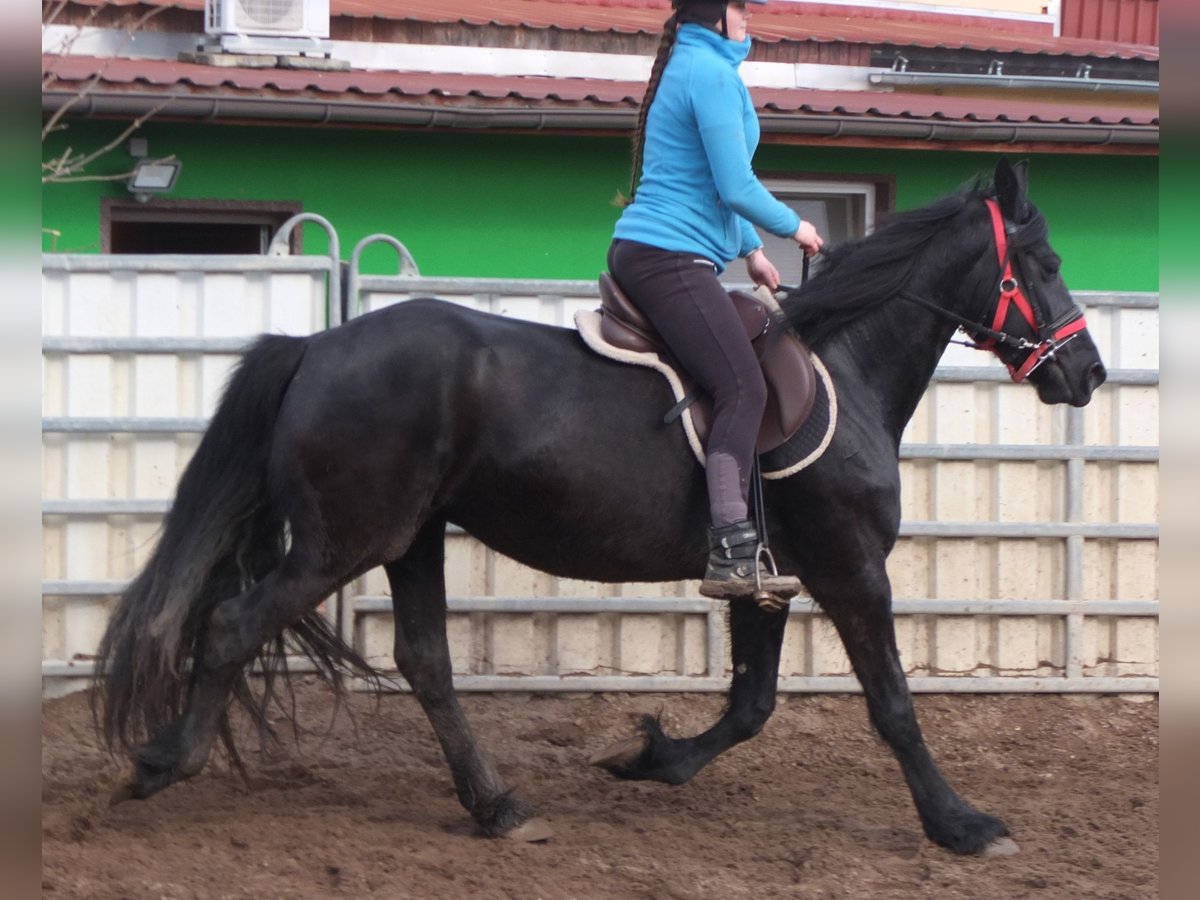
[[41, 267, 1159, 695], [42, 255, 334, 680]]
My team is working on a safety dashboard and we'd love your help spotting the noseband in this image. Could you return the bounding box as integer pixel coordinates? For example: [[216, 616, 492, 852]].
[[898, 198, 1087, 383]]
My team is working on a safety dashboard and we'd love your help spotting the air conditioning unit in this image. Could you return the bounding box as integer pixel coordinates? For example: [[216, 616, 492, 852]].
[[206, 0, 330, 42]]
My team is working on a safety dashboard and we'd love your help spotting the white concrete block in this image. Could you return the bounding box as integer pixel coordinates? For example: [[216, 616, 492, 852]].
[[1081, 617, 1115, 676], [132, 439, 182, 500], [1005, 538, 1064, 601], [42, 435, 65, 501], [42, 597, 65, 661], [69, 272, 131, 336], [64, 597, 113, 660], [65, 437, 112, 501], [447, 613, 475, 674], [1082, 384, 1116, 446], [357, 612, 393, 669], [779, 618, 807, 677], [680, 614, 708, 676], [65, 356, 113, 417], [488, 615, 538, 675], [489, 553, 556, 597], [133, 356, 181, 417], [1116, 386, 1159, 445], [1115, 542, 1158, 601], [617, 614, 672, 675], [886, 538, 933, 599], [930, 383, 982, 443], [1112, 618, 1159, 676], [64, 521, 112, 581], [994, 616, 1040, 673], [933, 461, 980, 521], [42, 356, 66, 418], [557, 614, 611, 675], [898, 460, 932, 522], [933, 540, 986, 600], [445, 535, 489, 596], [199, 273, 260, 337], [267, 274, 325, 334], [199, 355, 242, 416], [1081, 541, 1116, 601], [809, 617, 851, 675], [1114, 307, 1159, 369], [932, 616, 979, 674], [903, 393, 933, 443], [133, 273, 184, 337], [1115, 464, 1159, 524], [42, 273, 66, 336]]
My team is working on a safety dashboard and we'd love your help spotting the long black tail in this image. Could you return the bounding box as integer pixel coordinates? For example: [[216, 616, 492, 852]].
[[93, 334, 374, 754]]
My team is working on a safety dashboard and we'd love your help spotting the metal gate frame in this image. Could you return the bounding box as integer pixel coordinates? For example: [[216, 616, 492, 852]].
[[41, 221, 1160, 695]]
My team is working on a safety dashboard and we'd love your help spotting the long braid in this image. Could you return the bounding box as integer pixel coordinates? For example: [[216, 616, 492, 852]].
[[621, 12, 679, 206]]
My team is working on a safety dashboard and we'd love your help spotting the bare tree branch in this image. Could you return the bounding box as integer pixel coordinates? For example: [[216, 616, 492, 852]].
[[42, 99, 177, 184], [42, 2, 173, 183]]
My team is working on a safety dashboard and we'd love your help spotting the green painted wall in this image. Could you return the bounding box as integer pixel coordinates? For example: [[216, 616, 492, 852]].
[[42, 120, 1158, 291]]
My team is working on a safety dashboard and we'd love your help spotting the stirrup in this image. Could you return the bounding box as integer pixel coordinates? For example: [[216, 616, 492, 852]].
[[751, 544, 801, 612]]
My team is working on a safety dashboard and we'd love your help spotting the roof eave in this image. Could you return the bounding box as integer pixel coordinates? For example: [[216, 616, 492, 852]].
[[41, 89, 1159, 149]]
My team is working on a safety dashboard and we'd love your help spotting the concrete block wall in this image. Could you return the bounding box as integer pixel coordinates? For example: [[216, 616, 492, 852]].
[[41, 261, 1159, 693]]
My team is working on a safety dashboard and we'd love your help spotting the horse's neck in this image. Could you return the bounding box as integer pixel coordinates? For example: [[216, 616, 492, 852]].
[[829, 231, 988, 440]]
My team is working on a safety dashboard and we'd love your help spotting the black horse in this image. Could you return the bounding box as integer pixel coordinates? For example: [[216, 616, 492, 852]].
[[95, 158, 1105, 857]]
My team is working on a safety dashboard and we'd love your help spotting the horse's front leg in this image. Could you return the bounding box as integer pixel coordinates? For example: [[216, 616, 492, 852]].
[[592, 599, 787, 785], [813, 566, 1018, 857]]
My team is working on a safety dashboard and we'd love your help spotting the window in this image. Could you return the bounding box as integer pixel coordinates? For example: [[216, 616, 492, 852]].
[[723, 175, 893, 287], [102, 199, 303, 254]]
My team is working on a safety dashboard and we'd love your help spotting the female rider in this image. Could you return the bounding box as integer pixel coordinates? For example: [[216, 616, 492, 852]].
[[608, 0, 823, 602]]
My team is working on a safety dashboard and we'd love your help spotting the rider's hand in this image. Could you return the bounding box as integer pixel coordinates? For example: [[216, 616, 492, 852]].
[[745, 247, 781, 291], [793, 221, 824, 257]]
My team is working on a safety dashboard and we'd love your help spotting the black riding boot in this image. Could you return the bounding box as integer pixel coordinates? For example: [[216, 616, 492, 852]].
[[698, 519, 803, 605]]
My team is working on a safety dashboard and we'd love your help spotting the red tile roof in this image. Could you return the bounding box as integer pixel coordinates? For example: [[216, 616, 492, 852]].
[[42, 53, 1159, 130], [59, 0, 1159, 60]]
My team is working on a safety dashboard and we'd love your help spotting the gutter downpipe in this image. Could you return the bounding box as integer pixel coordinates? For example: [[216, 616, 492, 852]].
[[41, 90, 1160, 146]]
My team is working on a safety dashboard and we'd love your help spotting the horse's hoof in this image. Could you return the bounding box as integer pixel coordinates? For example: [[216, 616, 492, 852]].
[[980, 837, 1020, 858], [504, 817, 553, 843], [588, 736, 645, 769]]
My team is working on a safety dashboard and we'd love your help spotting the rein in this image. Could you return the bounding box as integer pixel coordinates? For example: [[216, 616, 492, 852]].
[[898, 198, 1087, 383]]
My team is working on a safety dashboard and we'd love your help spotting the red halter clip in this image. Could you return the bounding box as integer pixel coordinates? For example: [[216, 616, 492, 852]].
[[979, 199, 1087, 383]]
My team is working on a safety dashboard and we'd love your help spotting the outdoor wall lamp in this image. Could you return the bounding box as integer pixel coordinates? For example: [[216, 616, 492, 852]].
[[127, 158, 182, 202], [126, 138, 181, 202]]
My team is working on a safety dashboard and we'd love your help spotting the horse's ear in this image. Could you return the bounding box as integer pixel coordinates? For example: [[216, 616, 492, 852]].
[[994, 157, 1030, 222]]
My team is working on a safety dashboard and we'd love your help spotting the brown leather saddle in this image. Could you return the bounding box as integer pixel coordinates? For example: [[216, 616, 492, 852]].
[[596, 272, 817, 454]]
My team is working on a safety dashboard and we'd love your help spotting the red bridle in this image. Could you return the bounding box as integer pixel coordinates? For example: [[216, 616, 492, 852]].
[[977, 199, 1087, 382]]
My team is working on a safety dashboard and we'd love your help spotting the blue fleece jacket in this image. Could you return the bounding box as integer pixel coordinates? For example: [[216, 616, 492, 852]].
[[613, 24, 801, 271]]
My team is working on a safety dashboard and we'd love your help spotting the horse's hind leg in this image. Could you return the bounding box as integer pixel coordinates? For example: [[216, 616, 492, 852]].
[[385, 518, 542, 839], [813, 565, 1016, 857], [117, 558, 346, 801], [593, 599, 788, 784]]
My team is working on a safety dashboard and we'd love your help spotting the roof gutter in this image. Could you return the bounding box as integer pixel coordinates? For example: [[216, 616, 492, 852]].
[[42, 89, 1159, 146], [870, 71, 1159, 94]]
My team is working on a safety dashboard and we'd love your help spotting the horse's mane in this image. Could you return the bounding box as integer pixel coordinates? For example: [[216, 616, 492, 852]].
[[781, 176, 1031, 347]]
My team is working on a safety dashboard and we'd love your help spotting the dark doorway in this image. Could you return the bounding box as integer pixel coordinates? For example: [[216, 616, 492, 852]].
[[102, 200, 303, 254]]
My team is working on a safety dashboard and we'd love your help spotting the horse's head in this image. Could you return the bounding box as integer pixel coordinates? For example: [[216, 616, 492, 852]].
[[975, 158, 1107, 407]]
